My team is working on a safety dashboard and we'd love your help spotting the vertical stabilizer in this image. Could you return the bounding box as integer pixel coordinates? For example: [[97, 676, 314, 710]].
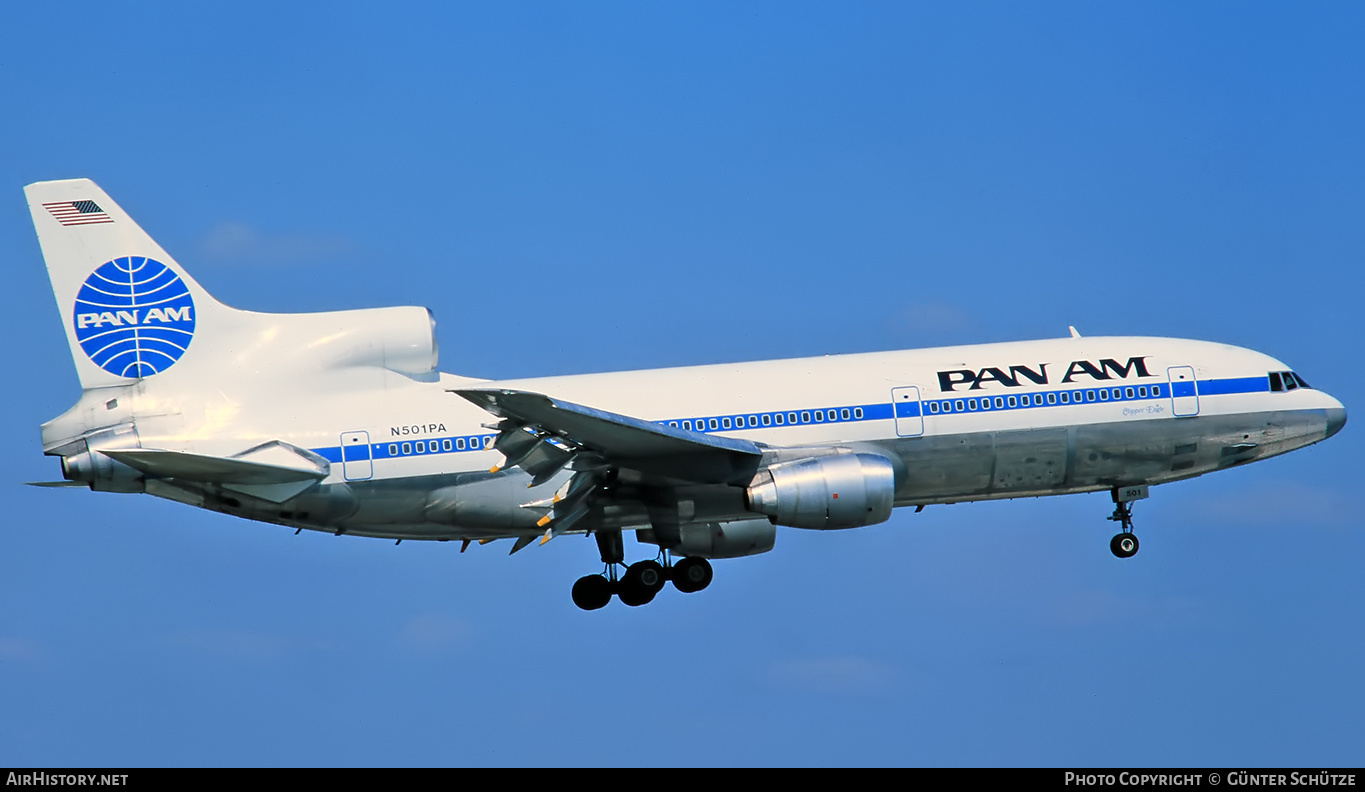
[[25, 179, 228, 390]]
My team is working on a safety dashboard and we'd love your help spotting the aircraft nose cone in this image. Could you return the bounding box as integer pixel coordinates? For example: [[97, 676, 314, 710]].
[[1326, 406, 1347, 439]]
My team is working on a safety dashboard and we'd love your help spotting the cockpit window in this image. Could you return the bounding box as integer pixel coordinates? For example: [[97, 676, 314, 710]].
[[1269, 371, 1312, 392]]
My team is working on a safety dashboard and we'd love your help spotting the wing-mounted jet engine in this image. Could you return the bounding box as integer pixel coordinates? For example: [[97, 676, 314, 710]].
[[745, 453, 897, 530]]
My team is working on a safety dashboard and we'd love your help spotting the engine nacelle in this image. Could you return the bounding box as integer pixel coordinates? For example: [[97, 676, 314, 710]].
[[308, 306, 439, 376], [677, 518, 776, 558], [60, 424, 145, 493], [237, 305, 440, 379], [746, 453, 896, 530]]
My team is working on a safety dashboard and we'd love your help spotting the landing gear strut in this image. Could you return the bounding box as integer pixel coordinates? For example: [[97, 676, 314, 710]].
[[571, 532, 714, 610], [1107, 485, 1147, 559]]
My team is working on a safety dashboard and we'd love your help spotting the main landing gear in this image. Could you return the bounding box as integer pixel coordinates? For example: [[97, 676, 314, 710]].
[[1107, 485, 1148, 559], [571, 556, 715, 610], [571, 530, 714, 610]]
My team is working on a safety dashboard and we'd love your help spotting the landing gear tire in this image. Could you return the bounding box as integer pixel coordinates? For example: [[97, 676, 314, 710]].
[[672, 557, 713, 594], [1110, 532, 1139, 559], [571, 574, 613, 610], [618, 560, 665, 607]]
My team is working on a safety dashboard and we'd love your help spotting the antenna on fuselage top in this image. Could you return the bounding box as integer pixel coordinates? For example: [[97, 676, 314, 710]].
[[1068, 326, 1082, 338]]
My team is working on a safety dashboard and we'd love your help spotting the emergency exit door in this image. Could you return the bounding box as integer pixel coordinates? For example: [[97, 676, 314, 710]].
[[891, 386, 924, 437]]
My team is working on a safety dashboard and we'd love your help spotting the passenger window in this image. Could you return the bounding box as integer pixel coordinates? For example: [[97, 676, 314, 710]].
[[389, 444, 398, 455], [443, 439, 452, 451], [722, 417, 732, 429], [1047, 393, 1056, 405], [1087, 390, 1096, 402], [402, 443, 412, 455], [841, 408, 851, 420], [1151, 385, 1162, 397], [801, 412, 810, 423], [954, 400, 964, 412], [709, 419, 719, 430], [789, 413, 798, 424], [1007, 396, 1017, 408], [854, 407, 863, 419], [994, 397, 1004, 409], [775, 414, 785, 425], [762, 414, 771, 426], [1125, 387, 1135, 399], [967, 399, 977, 411], [929, 402, 939, 414], [814, 411, 824, 422], [1060, 392, 1069, 404], [1137, 386, 1147, 398], [981, 399, 990, 410]]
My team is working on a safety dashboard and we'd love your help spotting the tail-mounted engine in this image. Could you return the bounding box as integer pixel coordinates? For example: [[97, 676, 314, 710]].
[[59, 423, 145, 493], [746, 453, 896, 530]]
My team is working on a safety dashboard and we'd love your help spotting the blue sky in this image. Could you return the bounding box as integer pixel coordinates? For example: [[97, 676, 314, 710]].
[[1, 3, 1362, 766]]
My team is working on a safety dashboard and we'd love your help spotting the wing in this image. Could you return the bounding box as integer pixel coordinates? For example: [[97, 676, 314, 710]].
[[454, 388, 762, 486], [453, 388, 765, 542]]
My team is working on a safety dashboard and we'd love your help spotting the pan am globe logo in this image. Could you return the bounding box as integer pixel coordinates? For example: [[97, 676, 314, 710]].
[[73, 256, 196, 378]]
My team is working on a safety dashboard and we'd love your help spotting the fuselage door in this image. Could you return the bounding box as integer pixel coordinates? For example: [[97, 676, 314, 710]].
[[891, 386, 924, 437], [1167, 366, 1200, 417], [341, 431, 374, 481]]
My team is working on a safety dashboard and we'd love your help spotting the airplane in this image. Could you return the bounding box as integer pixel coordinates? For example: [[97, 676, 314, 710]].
[[25, 178, 1347, 610]]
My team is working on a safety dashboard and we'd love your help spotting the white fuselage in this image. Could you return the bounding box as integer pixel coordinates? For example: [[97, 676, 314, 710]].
[[45, 334, 1343, 542]]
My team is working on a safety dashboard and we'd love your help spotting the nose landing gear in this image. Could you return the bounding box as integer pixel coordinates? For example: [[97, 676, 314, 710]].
[[1107, 485, 1147, 559], [1109, 529, 1139, 558]]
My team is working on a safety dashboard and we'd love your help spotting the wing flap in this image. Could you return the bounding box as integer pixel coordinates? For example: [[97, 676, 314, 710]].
[[453, 388, 762, 485]]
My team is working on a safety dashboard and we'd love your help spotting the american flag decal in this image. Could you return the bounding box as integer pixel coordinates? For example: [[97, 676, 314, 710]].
[[43, 200, 113, 226]]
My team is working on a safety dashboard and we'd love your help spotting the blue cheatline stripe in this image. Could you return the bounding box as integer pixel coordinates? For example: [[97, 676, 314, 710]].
[[312, 434, 494, 464], [307, 375, 1279, 462], [895, 401, 921, 419], [1196, 376, 1269, 396]]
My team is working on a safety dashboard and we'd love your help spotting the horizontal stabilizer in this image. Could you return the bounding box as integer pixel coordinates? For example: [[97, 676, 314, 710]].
[[102, 441, 329, 485]]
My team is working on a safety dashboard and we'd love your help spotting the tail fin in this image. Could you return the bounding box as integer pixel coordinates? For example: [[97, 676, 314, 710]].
[[25, 179, 229, 390]]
